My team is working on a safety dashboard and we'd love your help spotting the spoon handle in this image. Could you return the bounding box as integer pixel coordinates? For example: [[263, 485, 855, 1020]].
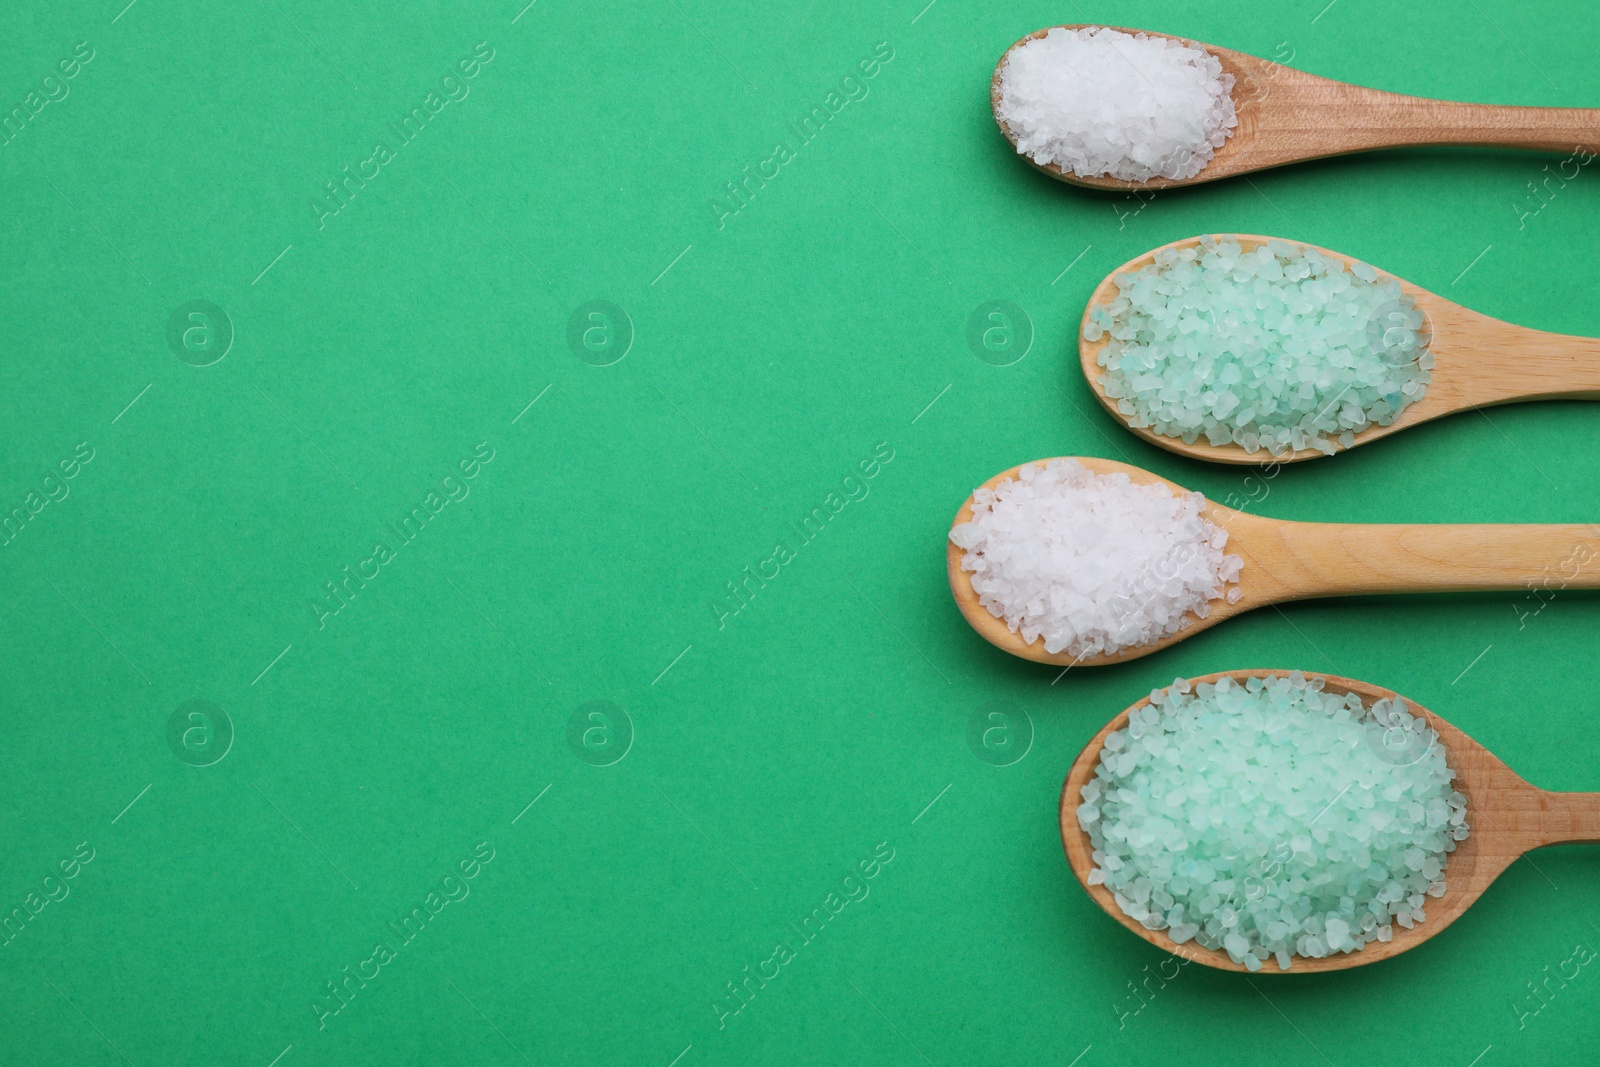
[[1345, 92, 1600, 154], [1450, 329, 1600, 406], [1254, 520, 1600, 599], [1526, 792, 1600, 849], [1423, 294, 1600, 408]]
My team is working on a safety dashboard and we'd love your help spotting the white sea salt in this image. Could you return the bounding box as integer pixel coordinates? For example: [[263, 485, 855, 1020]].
[[949, 459, 1241, 659], [996, 26, 1237, 182], [1077, 673, 1468, 970], [1085, 237, 1432, 456]]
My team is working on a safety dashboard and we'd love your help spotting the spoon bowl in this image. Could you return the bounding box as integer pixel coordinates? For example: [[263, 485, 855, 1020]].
[[1061, 670, 1600, 972], [992, 25, 1600, 192], [947, 456, 1600, 666], [1079, 235, 1600, 465]]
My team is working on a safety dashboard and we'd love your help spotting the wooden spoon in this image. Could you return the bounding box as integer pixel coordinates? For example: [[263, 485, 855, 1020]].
[[1061, 669, 1600, 972], [991, 25, 1600, 191], [947, 456, 1600, 667], [1079, 234, 1600, 465]]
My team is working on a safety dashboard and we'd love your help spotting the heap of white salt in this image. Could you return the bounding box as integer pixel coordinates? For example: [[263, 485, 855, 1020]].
[[996, 26, 1237, 182], [950, 459, 1242, 659]]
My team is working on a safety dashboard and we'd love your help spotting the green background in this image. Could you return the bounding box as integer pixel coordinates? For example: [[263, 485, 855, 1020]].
[[2, 0, 1596, 1063]]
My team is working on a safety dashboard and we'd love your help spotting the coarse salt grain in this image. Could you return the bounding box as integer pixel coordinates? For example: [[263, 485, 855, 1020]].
[[950, 459, 1241, 659], [1085, 237, 1432, 456], [996, 26, 1237, 182], [1078, 673, 1468, 971]]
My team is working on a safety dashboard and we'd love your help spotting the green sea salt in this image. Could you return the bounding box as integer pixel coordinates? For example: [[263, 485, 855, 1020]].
[[1077, 673, 1468, 971], [1084, 237, 1433, 456]]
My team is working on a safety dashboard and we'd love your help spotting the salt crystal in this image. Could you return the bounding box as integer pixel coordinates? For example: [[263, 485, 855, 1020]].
[[950, 459, 1241, 658], [996, 27, 1236, 183], [1088, 237, 1431, 455], [1077, 673, 1467, 970]]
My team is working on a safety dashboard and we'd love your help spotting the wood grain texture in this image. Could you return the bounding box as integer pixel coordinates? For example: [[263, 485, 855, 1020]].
[[947, 457, 1600, 666], [1078, 235, 1600, 465], [1060, 670, 1600, 972], [991, 25, 1600, 192]]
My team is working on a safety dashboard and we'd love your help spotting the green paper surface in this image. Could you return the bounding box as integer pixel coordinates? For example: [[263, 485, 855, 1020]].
[[2, 0, 1597, 1063]]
